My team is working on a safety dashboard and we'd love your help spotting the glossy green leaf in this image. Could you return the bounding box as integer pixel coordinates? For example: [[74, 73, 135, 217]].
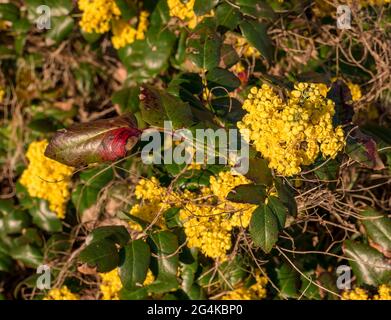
[[249, 204, 279, 253], [227, 184, 267, 204], [194, 0, 219, 16], [343, 240, 391, 286], [239, 19, 273, 62], [215, 3, 242, 30], [267, 196, 287, 230], [0, 3, 19, 22], [3, 210, 31, 234], [235, 0, 276, 20], [86, 226, 130, 247], [79, 239, 119, 273], [29, 200, 62, 233], [361, 208, 391, 256], [276, 263, 300, 299], [206, 67, 241, 93], [10, 244, 43, 268], [275, 177, 297, 216], [245, 157, 273, 186], [187, 22, 222, 70], [119, 240, 151, 290]]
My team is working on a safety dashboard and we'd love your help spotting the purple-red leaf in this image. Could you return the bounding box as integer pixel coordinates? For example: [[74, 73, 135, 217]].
[[45, 115, 141, 167], [346, 127, 385, 170]]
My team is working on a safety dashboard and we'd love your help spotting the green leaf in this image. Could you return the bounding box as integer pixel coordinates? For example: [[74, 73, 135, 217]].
[[115, 0, 137, 20], [10, 244, 43, 268], [2, 210, 31, 234], [227, 184, 267, 204], [245, 156, 273, 186], [267, 196, 287, 230], [87, 226, 130, 247], [215, 3, 242, 30], [300, 272, 321, 300], [249, 204, 279, 253], [0, 3, 20, 22], [45, 114, 141, 167], [206, 67, 241, 93], [139, 85, 195, 128], [147, 231, 179, 293], [343, 240, 391, 286], [0, 252, 13, 272], [118, 27, 176, 83], [219, 44, 240, 69], [112, 87, 140, 114], [46, 16, 74, 45], [235, 0, 276, 20], [119, 240, 151, 290], [29, 200, 62, 233], [239, 19, 273, 62], [274, 177, 297, 216], [187, 22, 222, 70], [194, 0, 219, 16], [276, 263, 300, 299], [361, 208, 391, 256], [72, 184, 100, 214], [79, 239, 119, 273], [79, 166, 114, 188]]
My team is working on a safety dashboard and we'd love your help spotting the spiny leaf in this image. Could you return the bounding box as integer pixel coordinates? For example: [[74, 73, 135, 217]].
[[45, 114, 141, 167]]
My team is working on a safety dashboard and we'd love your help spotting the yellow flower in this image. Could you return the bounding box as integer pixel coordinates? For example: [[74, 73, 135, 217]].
[[99, 268, 155, 300], [44, 286, 79, 300], [347, 82, 362, 102], [374, 284, 391, 300], [238, 83, 345, 176], [222, 272, 268, 300], [167, 0, 214, 29], [111, 11, 149, 49], [19, 140, 74, 219], [78, 0, 121, 34]]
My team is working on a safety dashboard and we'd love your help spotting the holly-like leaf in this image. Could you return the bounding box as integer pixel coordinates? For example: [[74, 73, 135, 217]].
[[86, 226, 130, 247], [245, 156, 273, 186], [343, 240, 391, 286], [267, 196, 287, 230], [215, 3, 242, 30], [45, 114, 141, 167], [79, 238, 119, 273], [139, 85, 195, 128], [361, 208, 391, 257], [235, 0, 276, 20], [187, 21, 222, 71], [274, 178, 297, 216], [249, 204, 279, 253], [239, 19, 273, 62], [194, 0, 219, 16], [147, 231, 179, 293], [119, 240, 150, 290], [206, 67, 241, 93], [227, 184, 267, 204], [29, 199, 62, 233]]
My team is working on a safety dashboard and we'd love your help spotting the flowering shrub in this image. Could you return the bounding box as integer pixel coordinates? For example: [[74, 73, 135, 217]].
[[0, 0, 390, 302]]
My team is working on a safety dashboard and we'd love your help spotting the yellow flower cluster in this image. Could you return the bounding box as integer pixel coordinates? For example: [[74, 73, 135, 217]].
[[179, 171, 255, 260], [99, 268, 155, 300], [167, 0, 214, 29], [78, 0, 121, 34], [130, 171, 257, 259], [222, 272, 268, 300], [111, 11, 149, 49], [44, 286, 79, 300], [129, 177, 176, 230], [347, 82, 362, 102], [342, 284, 391, 300], [238, 83, 345, 176], [19, 140, 74, 219]]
